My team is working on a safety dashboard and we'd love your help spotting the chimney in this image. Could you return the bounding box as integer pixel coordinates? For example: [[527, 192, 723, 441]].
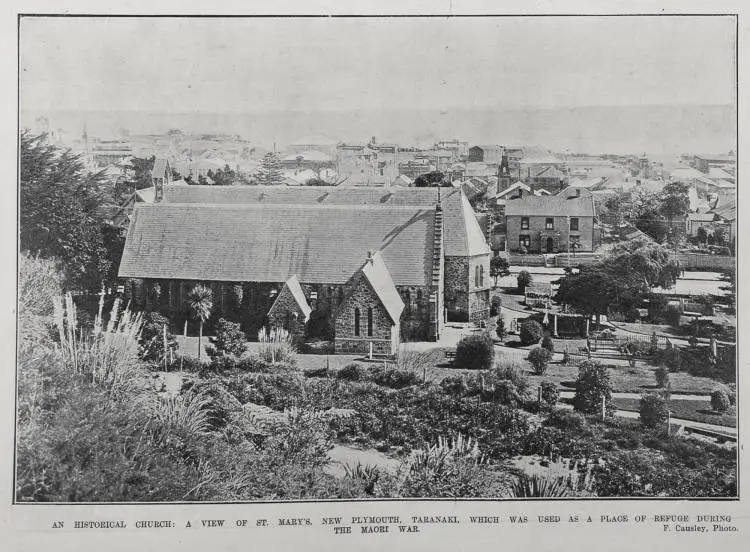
[[367, 250, 375, 264]]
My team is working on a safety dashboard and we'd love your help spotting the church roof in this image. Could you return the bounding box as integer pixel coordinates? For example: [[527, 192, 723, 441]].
[[119, 203, 435, 286], [161, 185, 489, 257], [360, 251, 405, 324]]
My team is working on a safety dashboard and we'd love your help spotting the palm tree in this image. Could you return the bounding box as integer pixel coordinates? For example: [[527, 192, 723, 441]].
[[186, 284, 213, 360]]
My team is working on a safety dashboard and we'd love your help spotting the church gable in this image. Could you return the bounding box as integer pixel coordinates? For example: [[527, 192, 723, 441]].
[[267, 276, 312, 343]]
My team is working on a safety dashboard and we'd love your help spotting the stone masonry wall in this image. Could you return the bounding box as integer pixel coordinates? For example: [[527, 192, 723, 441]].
[[444, 256, 469, 321], [267, 286, 308, 345], [335, 275, 397, 355]]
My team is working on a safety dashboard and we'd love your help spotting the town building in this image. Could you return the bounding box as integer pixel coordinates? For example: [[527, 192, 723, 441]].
[[505, 187, 597, 253], [118, 185, 491, 354]]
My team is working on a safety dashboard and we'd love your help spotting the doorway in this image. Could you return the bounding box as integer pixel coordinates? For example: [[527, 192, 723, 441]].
[[546, 237, 554, 253]]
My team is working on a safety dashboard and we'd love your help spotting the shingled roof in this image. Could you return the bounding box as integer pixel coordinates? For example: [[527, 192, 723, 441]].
[[119, 203, 435, 286], [161, 185, 489, 257]]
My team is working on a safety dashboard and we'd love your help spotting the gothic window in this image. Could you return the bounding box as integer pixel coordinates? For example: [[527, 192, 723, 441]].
[[354, 308, 361, 337], [367, 307, 373, 337], [480, 265, 485, 287], [475, 266, 480, 288]]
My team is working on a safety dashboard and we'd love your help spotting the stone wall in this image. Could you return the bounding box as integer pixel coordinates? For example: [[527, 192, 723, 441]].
[[444, 256, 469, 321], [506, 215, 595, 253], [334, 275, 397, 355], [468, 254, 491, 322], [267, 286, 308, 345]]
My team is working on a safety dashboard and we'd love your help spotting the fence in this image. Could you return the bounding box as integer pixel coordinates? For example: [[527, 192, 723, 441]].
[[676, 253, 735, 271]]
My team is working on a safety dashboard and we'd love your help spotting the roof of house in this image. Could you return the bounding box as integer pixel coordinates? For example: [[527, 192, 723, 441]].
[[708, 167, 734, 180], [712, 196, 737, 221], [494, 182, 531, 199], [505, 190, 595, 217], [687, 212, 717, 223], [359, 251, 405, 324], [161, 185, 489, 257], [530, 166, 566, 179], [119, 203, 435, 286], [152, 158, 170, 179], [273, 275, 312, 320]]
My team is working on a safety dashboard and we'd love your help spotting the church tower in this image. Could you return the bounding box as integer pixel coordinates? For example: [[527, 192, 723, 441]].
[[497, 148, 511, 193]]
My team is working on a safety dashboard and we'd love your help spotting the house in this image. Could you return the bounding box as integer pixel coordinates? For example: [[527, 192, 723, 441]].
[[525, 165, 567, 194], [505, 188, 597, 253], [692, 154, 736, 174], [711, 195, 737, 248], [685, 212, 719, 238], [468, 145, 504, 165], [118, 186, 491, 353]]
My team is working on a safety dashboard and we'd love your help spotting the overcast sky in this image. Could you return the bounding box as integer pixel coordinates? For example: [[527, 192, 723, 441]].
[[21, 16, 736, 114]]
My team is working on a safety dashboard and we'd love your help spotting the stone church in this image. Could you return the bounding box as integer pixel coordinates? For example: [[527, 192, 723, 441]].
[[118, 184, 490, 354]]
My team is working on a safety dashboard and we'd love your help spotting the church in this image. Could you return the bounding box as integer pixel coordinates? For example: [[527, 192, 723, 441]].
[[118, 184, 490, 354]]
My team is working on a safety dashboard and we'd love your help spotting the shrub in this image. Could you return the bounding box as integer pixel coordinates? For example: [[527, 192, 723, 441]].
[[367, 367, 420, 389], [455, 333, 495, 371], [440, 375, 469, 397], [573, 360, 614, 415], [210, 318, 247, 358], [664, 305, 682, 328], [257, 326, 297, 366], [654, 364, 670, 388], [490, 295, 503, 317], [561, 349, 570, 366], [528, 347, 552, 375], [304, 367, 331, 378], [517, 270, 532, 292], [520, 319, 543, 346], [647, 292, 669, 321], [495, 318, 506, 339], [545, 409, 586, 431], [639, 393, 668, 428], [493, 358, 530, 395], [625, 308, 641, 323], [540, 381, 559, 407], [336, 363, 366, 381], [541, 335, 555, 352], [139, 312, 178, 366], [710, 389, 731, 413]]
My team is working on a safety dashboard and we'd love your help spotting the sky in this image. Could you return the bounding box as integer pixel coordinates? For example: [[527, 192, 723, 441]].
[[20, 16, 736, 114]]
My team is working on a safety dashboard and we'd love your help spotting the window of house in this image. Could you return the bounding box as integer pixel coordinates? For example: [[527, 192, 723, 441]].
[[367, 307, 373, 337], [519, 235, 531, 248], [546, 218, 554, 230], [570, 217, 579, 231], [475, 266, 480, 287], [479, 265, 485, 287], [521, 217, 529, 229], [354, 308, 361, 337]]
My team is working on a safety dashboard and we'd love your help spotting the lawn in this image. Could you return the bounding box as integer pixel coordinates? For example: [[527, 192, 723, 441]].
[[611, 397, 737, 428]]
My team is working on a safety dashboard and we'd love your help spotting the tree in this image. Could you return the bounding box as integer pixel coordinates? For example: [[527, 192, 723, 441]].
[[528, 347, 552, 375], [20, 131, 114, 290], [540, 381, 559, 407], [255, 152, 284, 186], [496, 318, 507, 339], [129, 155, 156, 190], [517, 270, 532, 293], [659, 181, 690, 225], [573, 360, 614, 414], [414, 171, 449, 187], [139, 312, 178, 366], [519, 319, 543, 346], [710, 389, 730, 413], [187, 285, 214, 360], [639, 393, 669, 428], [713, 225, 728, 246], [209, 318, 247, 359], [455, 333, 495, 370], [490, 256, 510, 287], [207, 164, 238, 186], [601, 238, 681, 290], [541, 335, 555, 353], [696, 226, 708, 244]]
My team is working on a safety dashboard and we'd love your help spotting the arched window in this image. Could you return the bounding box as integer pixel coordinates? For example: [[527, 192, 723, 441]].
[[480, 265, 485, 287], [367, 307, 373, 337], [475, 266, 480, 288], [354, 308, 361, 337]]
